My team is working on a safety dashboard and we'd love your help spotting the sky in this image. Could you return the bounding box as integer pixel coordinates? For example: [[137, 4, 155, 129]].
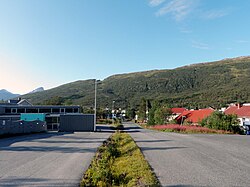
[[0, 0, 250, 94]]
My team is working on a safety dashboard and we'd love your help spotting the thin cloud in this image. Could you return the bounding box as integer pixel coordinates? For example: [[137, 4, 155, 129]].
[[235, 40, 249, 43], [149, 0, 166, 7], [148, 0, 231, 23], [155, 0, 199, 21], [203, 9, 229, 20], [191, 40, 210, 50], [180, 27, 192, 33]]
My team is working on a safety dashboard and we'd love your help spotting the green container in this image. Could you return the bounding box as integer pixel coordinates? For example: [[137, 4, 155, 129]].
[[21, 113, 46, 122]]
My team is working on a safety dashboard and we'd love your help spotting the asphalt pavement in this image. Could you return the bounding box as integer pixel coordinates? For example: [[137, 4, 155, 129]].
[[124, 122, 250, 187], [0, 125, 112, 187]]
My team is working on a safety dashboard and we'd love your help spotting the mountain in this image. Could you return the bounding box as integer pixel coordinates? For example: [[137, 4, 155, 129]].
[[22, 56, 250, 109], [29, 87, 44, 94], [0, 89, 20, 101]]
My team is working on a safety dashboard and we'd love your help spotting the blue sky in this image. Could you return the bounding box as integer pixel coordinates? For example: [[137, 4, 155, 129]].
[[0, 0, 250, 94]]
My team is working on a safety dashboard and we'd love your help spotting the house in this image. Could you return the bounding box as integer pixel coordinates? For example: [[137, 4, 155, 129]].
[[17, 99, 33, 106], [176, 108, 214, 125], [224, 103, 250, 127], [8, 98, 33, 106], [168, 108, 186, 121]]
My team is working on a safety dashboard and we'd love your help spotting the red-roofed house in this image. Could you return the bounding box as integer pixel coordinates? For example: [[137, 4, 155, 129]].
[[169, 108, 186, 121], [224, 104, 240, 115], [224, 104, 250, 127], [176, 108, 214, 125], [171, 108, 186, 114]]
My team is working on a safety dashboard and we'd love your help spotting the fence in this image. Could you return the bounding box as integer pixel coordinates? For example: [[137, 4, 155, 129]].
[[0, 120, 47, 136], [59, 114, 94, 132]]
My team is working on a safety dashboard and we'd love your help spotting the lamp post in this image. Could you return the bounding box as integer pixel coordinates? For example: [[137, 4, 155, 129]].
[[112, 100, 115, 125], [94, 79, 97, 132]]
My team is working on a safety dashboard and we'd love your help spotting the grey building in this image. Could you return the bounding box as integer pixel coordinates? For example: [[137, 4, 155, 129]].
[[0, 98, 94, 133]]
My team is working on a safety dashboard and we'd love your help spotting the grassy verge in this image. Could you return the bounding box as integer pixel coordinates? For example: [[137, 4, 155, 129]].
[[141, 124, 232, 134], [81, 132, 160, 187]]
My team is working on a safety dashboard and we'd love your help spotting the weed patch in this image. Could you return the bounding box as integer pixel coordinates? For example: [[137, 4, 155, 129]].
[[81, 132, 160, 187], [145, 124, 232, 134]]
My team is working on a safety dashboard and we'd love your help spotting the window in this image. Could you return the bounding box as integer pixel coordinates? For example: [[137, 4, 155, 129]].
[[40, 108, 52, 113], [74, 108, 79, 113], [5, 108, 11, 113], [60, 108, 65, 113], [65, 108, 73, 113], [52, 108, 60, 113], [11, 108, 17, 114], [26, 108, 39, 113], [17, 108, 25, 113]]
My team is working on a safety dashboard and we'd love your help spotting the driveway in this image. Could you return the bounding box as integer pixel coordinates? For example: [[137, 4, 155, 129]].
[[0, 125, 112, 187], [124, 122, 250, 187]]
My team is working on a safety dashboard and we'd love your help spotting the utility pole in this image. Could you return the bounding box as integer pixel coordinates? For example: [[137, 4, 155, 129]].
[[94, 79, 97, 132], [112, 100, 115, 125]]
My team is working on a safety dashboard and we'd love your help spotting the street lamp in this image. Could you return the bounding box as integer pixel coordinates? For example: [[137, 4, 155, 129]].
[[94, 79, 100, 132], [112, 100, 115, 125]]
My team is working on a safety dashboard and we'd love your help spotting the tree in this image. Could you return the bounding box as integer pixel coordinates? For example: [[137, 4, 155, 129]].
[[147, 100, 160, 125], [161, 106, 172, 122], [154, 108, 165, 125], [138, 97, 147, 121], [44, 96, 64, 105], [201, 111, 243, 134], [126, 108, 136, 120]]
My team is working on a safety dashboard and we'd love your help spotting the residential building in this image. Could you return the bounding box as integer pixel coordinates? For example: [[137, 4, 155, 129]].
[[169, 108, 186, 121], [224, 103, 250, 127], [176, 108, 214, 125]]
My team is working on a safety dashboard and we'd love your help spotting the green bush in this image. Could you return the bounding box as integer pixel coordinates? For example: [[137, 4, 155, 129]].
[[201, 111, 243, 134]]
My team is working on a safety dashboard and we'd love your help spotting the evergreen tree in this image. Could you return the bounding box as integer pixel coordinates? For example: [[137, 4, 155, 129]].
[[138, 97, 147, 121], [154, 108, 165, 125], [147, 101, 160, 125]]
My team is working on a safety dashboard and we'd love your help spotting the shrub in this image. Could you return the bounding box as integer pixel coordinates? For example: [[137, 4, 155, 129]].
[[201, 111, 243, 134]]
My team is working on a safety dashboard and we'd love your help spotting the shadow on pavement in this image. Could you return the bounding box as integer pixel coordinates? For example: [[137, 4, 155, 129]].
[[136, 139, 172, 143], [96, 125, 115, 133], [0, 145, 97, 153], [123, 126, 142, 130], [0, 177, 78, 187], [167, 185, 209, 187], [141, 146, 187, 151], [0, 132, 73, 147], [30, 139, 103, 144]]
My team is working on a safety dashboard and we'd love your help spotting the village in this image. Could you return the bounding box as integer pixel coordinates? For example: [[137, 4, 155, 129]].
[[130, 102, 250, 135]]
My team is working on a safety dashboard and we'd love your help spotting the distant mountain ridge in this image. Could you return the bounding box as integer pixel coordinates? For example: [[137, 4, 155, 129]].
[[0, 87, 45, 101], [22, 56, 250, 109], [0, 89, 20, 101], [29, 87, 44, 94]]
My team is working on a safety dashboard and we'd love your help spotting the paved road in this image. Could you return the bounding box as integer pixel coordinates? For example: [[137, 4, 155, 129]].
[[124, 122, 250, 187], [0, 125, 112, 187]]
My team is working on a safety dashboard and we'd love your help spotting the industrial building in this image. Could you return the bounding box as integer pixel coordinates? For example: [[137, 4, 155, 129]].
[[0, 98, 94, 135]]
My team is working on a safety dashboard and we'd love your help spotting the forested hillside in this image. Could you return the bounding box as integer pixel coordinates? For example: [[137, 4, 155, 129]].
[[22, 56, 250, 109]]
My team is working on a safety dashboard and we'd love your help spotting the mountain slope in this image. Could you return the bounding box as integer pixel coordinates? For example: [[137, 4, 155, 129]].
[[22, 56, 250, 109], [0, 89, 20, 100], [29, 87, 45, 94]]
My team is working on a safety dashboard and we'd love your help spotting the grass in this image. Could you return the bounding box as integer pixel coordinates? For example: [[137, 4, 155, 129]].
[[142, 124, 232, 134], [80, 132, 160, 187]]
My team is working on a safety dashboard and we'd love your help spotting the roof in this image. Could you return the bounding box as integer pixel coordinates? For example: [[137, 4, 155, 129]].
[[171, 108, 186, 114], [176, 108, 214, 124], [0, 105, 80, 109], [17, 99, 33, 106], [225, 105, 250, 118], [8, 99, 19, 104], [224, 105, 239, 115]]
